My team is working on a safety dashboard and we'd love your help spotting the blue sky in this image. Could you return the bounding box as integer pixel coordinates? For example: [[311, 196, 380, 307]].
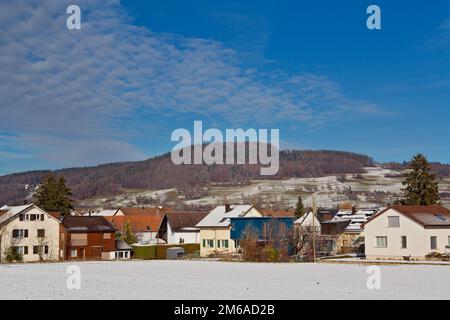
[[0, 0, 449, 174]]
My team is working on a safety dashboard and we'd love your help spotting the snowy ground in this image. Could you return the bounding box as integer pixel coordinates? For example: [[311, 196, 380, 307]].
[[1, 260, 449, 300]]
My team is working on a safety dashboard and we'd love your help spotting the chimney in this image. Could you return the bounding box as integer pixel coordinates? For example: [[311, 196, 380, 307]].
[[225, 204, 231, 213]]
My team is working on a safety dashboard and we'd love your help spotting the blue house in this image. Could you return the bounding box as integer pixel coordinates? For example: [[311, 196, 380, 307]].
[[230, 217, 294, 242]]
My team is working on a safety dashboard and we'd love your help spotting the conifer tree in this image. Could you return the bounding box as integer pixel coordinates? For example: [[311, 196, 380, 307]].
[[35, 172, 74, 216], [294, 195, 305, 218], [401, 154, 440, 205]]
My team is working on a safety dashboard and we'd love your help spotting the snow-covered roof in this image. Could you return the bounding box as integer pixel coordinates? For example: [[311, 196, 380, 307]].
[[294, 211, 320, 227], [83, 209, 117, 216], [0, 204, 35, 225], [196, 205, 254, 228], [330, 208, 379, 233]]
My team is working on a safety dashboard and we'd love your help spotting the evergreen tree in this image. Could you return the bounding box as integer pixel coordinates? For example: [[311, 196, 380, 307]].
[[401, 154, 440, 205], [35, 172, 74, 216], [294, 195, 305, 218], [121, 220, 137, 245]]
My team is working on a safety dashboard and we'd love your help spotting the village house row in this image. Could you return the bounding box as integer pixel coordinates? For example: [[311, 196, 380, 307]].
[[0, 202, 449, 262]]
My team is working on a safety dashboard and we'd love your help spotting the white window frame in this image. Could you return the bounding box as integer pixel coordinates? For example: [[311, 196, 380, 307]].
[[376, 236, 387, 248], [387, 216, 400, 228]]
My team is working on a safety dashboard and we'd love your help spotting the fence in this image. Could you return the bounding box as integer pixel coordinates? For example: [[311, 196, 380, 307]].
[[132, 243, 200, 260]]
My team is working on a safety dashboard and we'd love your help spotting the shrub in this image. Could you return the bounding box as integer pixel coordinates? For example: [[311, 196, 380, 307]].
[[4, 246, 23, 263]]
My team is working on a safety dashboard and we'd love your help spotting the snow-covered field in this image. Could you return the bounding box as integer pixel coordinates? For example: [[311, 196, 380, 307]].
[[1, 260, 449, 300]]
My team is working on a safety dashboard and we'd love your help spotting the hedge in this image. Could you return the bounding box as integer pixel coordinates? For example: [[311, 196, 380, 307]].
[[132, 243, 200, 260]]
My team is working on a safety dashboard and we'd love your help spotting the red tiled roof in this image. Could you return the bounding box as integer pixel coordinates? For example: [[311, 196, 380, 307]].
[[367, 205, 450, 228], [47, 211, 62, 220], [117, 207, 173, 216], [105, 214, 165, 233], [259, 209, 295, 218]]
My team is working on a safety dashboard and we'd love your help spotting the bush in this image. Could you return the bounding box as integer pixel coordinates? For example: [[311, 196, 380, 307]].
[[425, 252, 449, 261], [4, 246, 23, 263], [262, 246, 278, 262]]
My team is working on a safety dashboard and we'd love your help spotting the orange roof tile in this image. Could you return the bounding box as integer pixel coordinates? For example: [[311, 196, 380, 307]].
[[105, 214, 165, 233], [259, 209, 295, 218]]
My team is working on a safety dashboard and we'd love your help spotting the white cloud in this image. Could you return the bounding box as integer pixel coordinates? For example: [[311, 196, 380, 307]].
[[0, 0, 383, 171]]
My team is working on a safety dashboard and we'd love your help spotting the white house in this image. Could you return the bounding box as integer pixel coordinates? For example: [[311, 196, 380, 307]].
[[196, 204, 262, 257], [364, 205, 450, 260], [163, 211, 208, 244], [0, 204, 60, 262], [294, 211, 321, 234]]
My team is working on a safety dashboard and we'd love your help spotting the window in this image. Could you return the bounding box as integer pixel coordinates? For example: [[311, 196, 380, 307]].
[[44, 245, 48, 254], [387, 216, 400, 228], [202, 239, 214, 248], [431, 236, 437, 250], [19, 214, 24, 221], [401, 236, 407, 249], [103, 233, 111, 240], [33, 246, 39, 254], [12, 229, 28, 238], [71, 249, 78, 258], [40, 214, 44, 221], [222, 240, 229, 248], [217, 240, 221, 248], [30, 214, 37, 221], [15, 246, 28, 255], [37, 229, 45, 238], [376, 236, 387, 248], [71, 233, 87, 246]]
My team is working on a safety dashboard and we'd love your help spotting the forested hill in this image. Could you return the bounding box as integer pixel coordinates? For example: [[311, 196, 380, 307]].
[[0, 149, 377, 205]]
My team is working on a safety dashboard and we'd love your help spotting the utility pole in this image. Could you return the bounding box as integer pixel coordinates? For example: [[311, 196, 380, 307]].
[[312, 193, 317, 263]]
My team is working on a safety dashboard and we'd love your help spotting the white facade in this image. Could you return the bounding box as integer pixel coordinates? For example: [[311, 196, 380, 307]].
[[365, 208, 450, 260], [197, 205, 263, 257], [136, 231, 158, 244], [167, 222, 200, 244], [294, 211, 321, 234], [0, 205, 60, 262]]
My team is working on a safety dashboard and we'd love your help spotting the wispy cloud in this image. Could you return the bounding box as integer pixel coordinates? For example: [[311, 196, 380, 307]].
[[0, 0, 385, 171]]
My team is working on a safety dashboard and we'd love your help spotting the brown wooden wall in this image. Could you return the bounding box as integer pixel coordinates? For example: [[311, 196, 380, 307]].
[[60, 227, 116, 260]]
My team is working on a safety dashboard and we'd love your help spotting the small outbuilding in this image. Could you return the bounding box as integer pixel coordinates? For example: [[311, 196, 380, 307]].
[[166, 247, 185, 260]]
